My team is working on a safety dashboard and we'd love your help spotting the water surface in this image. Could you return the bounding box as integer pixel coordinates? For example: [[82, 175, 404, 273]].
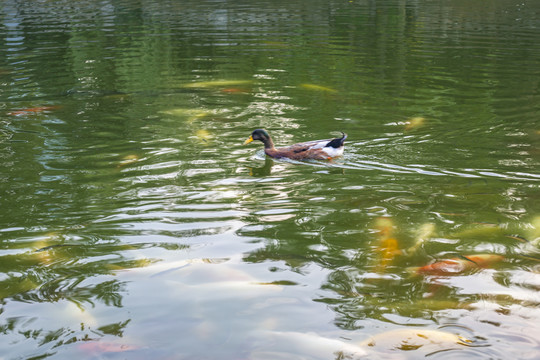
[[1, 0, 540, 359]]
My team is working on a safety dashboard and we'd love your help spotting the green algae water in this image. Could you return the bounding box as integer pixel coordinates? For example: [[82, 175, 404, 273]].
[[1, 0, 539, 358]]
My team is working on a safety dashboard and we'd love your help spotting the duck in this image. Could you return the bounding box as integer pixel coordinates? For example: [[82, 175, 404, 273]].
[[243, 129, 347, 160]]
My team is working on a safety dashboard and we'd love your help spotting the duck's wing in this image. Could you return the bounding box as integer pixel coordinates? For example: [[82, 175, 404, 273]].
[[268, 134, 347, 160], [283, 139, 334, 153], [270, 140, 336, 160], [295, 133, 347, 150]]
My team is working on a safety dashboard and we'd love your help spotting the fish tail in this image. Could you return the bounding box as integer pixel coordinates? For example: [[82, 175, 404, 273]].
[[457, 336, 473, 345]]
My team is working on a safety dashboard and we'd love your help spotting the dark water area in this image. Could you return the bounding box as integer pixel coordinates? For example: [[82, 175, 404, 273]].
[[1, 0, 539, 359]]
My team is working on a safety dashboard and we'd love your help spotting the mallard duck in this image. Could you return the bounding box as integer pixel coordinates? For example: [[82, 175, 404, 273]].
[[243, 129, 347, 160]]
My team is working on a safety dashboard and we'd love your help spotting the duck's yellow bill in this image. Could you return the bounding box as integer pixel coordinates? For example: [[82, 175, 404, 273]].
[[243, 136, 254, 145]]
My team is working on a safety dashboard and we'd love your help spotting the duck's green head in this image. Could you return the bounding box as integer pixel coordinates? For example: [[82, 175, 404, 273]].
[[244, 129, 271, 145]]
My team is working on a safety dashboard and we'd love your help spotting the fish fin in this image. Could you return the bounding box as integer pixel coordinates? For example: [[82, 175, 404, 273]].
[[458, 254, 478, 265], [457, 336, 473, 345]]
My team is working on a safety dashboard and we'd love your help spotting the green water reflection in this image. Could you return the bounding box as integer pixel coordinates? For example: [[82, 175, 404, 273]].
[[1, 0, 539, 359]]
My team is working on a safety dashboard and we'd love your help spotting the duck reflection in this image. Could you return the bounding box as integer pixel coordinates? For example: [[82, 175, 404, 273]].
[[247, 156, 275, 176]]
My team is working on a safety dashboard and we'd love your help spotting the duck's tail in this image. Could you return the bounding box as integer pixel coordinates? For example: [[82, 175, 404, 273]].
[[326, 132, 347, 148]]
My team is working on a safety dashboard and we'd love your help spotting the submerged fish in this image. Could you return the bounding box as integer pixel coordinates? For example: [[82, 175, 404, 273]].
[[448, 223, 503, 239], [410, 254, 504, 276], [194, 129, 212, 144], [404, 116, 425, 131], [181, 79, 253, 88], [407, 223, 436, 254], [376, 237, 402, 269], [252, 331, 367, 359], [117, 154, 139, 168], [8, 105, 61, 116], [220, 87, 250, 94], [299, 83, 338, 93], [374, 217, 395, 240], [78, 341, 138, 354], [359, 328, 471, 351], [372, 218, 402, 271]]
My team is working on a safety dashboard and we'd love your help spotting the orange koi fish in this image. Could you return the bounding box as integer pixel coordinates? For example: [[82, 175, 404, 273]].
[[411, 254, 504, 276], [220, 87, 250, 94], [79, 341, 138, 353], [376, 237, 402, 270], [8, 105, 61, 116], [372, 217, 402, 271]]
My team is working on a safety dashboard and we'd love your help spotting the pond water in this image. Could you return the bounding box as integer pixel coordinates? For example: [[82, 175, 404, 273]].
[[1, 0, 539, 359]]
